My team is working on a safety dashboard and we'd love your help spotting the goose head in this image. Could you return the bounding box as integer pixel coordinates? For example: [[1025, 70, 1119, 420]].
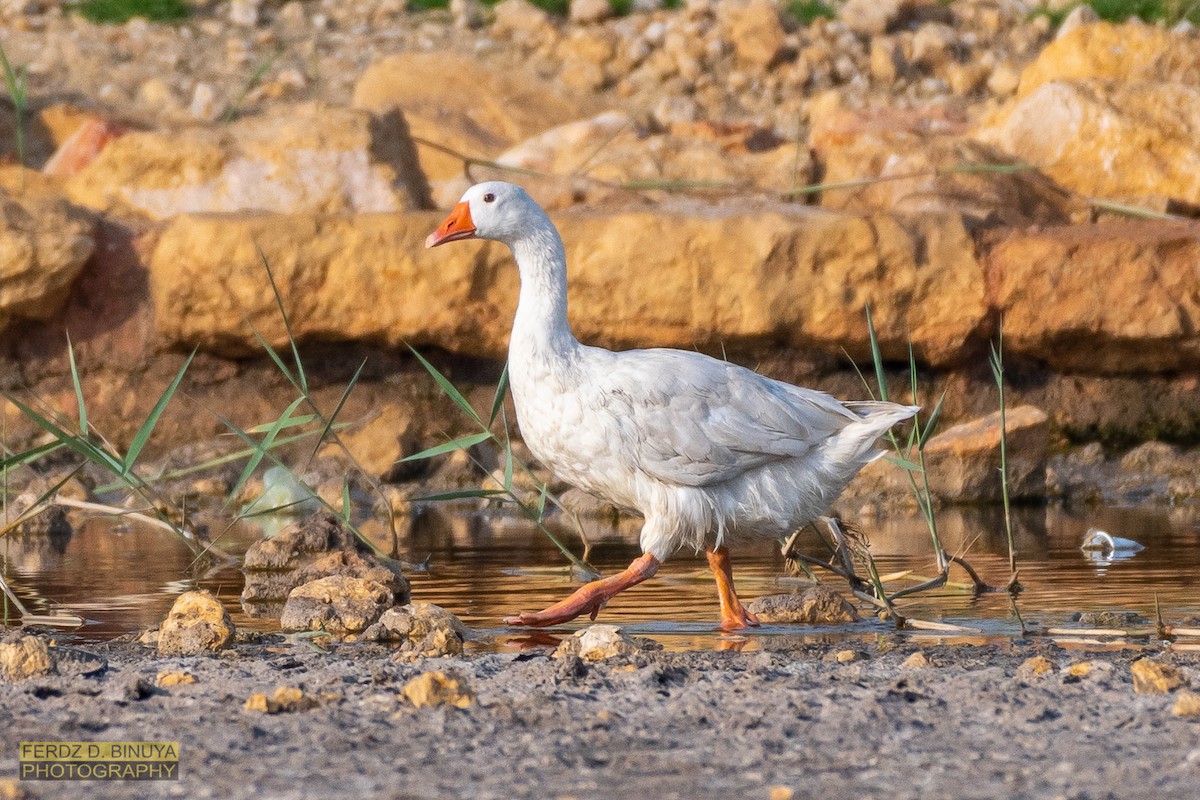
[[425, 181, 541, 248]]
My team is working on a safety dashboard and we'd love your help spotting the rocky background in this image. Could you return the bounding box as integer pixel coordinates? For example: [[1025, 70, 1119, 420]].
[[2, 0, 1200, 509]]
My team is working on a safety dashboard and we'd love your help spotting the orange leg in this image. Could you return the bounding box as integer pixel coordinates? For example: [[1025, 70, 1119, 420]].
[[504, 553, 660, 627], [707, 546, 760, 631]]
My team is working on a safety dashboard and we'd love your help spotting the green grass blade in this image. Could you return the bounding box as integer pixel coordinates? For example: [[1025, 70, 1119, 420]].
[[884, 453, 924, 472], [918, 391, 947, 449], [400, 431, 493, 463], [245, 413, 322, 434], [67, 335, 87, 435], [489, 362, 510, 425], [251, 327, 298, 388], [307, 357, 367, 463], [408, 347, 484, 428], [0, 440, 66, 472], [416, 488, 507, 502], [864, 305, 888, 402], [6, 396, 124, 475], [123, 349, 195, 473], [341, 479, 351, 523], [227, 396, 307, 504], [258, 247, 307, 394]]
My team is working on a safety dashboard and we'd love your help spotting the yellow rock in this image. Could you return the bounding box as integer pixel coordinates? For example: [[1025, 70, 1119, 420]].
[[1017, 22, 1200, 96], [0, 189, 95, 331], [977, 81, 1200, 206], [0, 777, 28, 800], [769, 787, 795, 800], [279, 575, 392, 636], [554, 625, 642, 662], [835, 650, 863, 663], [352, 51, 595, 183], [1131, 658, 1187, 695], [988, 222, 1200, 374], [1171, 690, 1200, 719], [244, 686, 318, 713], [155, 671, 197, 687], [902, 652, 931, 669], [157, 590, 235, 656], [65, 103, 426, 219], [147, 206, 984, 368], [1018, 656, 1056, 677], [402, 671, 475, 709], [0, 636, 55, 682], [1066, 661, 1093, 678]]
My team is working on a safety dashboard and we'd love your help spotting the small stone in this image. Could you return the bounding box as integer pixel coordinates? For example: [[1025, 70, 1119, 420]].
[[137, 78, 174, 107], [157, 591, 235, 656], [244, 685, 317, 713], [492, 0, 553, 41], [987, 62, 1021, 96], [1132, 658, 1187, 695], [717, 0, 786, 68], [0, 636, 55, 682], [229, 0, 261, 26], [0, 777, 28, 800], [1055, 3, 1099, 40], [554, 624, 643, 662], [279, 576, 393, 636], [1066, 661, 1093, 679], [769, 788, 795, 800], [746, 586, 859, 624], [911, 22, 957, 68], [450, 0, 484, 28], [1172, 690, 1200, 719], [1018, 655, 1056, 678], [834, 649, 865, 663], [902, 651, 931, 669], [869, 38, 902, 84], [569, 0, 611, 24], [402, 671, 475, 709], [155, 670, 197, 688], [838, 0, 909, 36], [368, 602, 468, 659], [189, 83, 219, 122]]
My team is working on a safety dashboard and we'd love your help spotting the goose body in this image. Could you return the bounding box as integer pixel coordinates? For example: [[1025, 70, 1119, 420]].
[[428, 182, 917, 629]]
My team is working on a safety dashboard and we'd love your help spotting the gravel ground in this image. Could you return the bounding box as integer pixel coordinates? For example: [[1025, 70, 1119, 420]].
[[2, 638, 1198, 799]]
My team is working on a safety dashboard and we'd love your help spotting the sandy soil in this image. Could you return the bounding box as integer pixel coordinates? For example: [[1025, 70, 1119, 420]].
[[2, 638, 1198, 799]]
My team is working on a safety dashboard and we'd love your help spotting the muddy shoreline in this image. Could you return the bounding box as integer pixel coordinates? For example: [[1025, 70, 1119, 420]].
[[2, 638, 1198, 799]]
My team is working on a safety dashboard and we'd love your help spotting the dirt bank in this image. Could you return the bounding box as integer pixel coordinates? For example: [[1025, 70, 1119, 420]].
[[1, 638, 1198, 799]]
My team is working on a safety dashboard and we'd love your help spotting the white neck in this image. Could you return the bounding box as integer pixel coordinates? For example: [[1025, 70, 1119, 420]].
[[507, 219, 580, 374]]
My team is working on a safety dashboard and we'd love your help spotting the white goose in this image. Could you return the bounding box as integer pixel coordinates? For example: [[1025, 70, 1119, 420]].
[[427, 182, 917, 630]]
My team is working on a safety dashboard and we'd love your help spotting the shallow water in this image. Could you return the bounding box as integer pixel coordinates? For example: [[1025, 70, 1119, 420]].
[[3, 503, 1198, 650]]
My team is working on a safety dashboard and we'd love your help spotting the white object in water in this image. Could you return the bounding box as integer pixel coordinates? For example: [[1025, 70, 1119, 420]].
[[1081, 528, 1144, 554], [425, 181, 918, 630]]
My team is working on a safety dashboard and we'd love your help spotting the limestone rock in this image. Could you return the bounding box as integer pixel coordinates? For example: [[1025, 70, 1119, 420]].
[[1131, 658, 1187, 695], [1018, 21, 1200, 96], [812, 116, 1083, 226], [0, 636, 55, 682], [0, 189, 95, 330], [746, 586, 860, 624], [902, 651, 931, 669], [491, 0, 555, 43], [66, 103, 429, 219], [156, 670, 197, 687], [849, 406, 1049, 505], [291, 550, 409, 605], [244, 685, 318, 713], [242, 512, 358, 571], [280, 575, 393, 636], [365, 602, 468, 659], [976, 81, 1200, 206], [157, 590, 235, 656], [148, 205, 985, 367], [837, 0, 910, 36], [402, 671, 475, 709], [1172, 690, 1200, 719], [987, 221, 1200, 373], [1017, 655, 1056, 679], [553, 624, 643, 662], [352, 51, 593, 184], [569, 0, 611, 24], [716, 0, 786, 68]]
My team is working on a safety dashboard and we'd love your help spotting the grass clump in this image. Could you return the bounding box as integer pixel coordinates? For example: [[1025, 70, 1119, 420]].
[[1036, 0, 1200, 25], [0, 41, 28, 190], [74, 0, 190, 24], [786, 0, 835, 23]]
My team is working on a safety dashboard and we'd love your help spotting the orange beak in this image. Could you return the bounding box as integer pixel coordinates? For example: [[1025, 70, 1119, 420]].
[[425, 202, 477, 248]]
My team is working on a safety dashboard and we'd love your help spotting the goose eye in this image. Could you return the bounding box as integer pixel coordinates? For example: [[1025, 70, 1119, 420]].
[[483, 193, 496, 203]]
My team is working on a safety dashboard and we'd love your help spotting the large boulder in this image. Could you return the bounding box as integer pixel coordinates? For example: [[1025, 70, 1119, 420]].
[[1016, 21, 1200, 96], [976, 80, 1200, 207], [147, 205, 985, 367], [0, 189, 95, 330], [987, 220, 1200, 373], [157, 590, 235, 656], [279, 575, 394, 636], [352, 51, 596, 185], [66, 103, 429, 219]]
